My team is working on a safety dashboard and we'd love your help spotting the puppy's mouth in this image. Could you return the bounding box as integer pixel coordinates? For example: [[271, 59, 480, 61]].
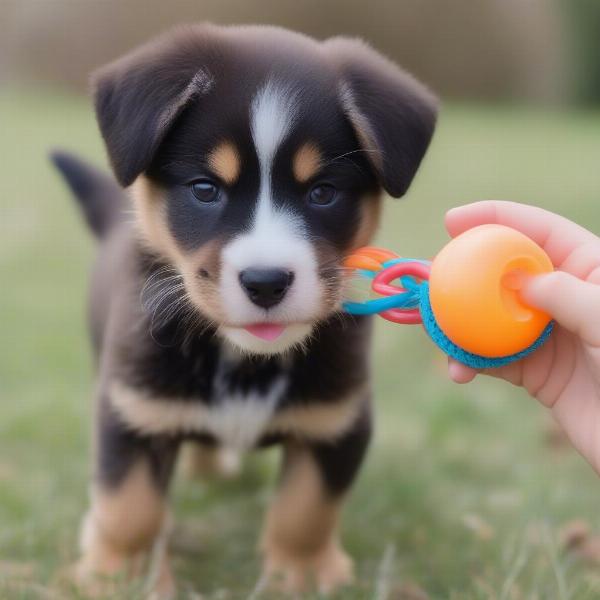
[[243, 322, 287, 341], [219, 321, 314, 355]]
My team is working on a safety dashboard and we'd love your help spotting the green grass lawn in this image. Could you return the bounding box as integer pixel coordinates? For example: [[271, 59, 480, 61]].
[[1, 86, 600, 599]]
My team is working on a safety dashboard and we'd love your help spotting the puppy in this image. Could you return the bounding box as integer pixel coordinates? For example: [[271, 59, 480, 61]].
[[52, 23, 437, 596]]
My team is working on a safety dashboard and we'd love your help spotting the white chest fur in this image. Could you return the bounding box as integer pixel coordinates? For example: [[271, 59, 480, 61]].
[[109, 376, 288, 450], [202, 376, 287, 449], [109, 343, 364, 447]]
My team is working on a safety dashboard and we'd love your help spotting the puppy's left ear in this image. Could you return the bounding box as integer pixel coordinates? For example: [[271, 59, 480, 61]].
[[91, 26, 218, 187], [324, 37, 438, 198]]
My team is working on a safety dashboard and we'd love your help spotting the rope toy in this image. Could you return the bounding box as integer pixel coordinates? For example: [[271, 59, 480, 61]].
[[343, 224, 555, 369]]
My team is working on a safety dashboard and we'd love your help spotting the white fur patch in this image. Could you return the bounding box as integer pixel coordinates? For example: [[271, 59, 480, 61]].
[[218, 81, 323, 353], [251, 79, 298, 184], [208, 351, 288, 449], [108, 379, 364, 445], [109, 367, 287, 450]]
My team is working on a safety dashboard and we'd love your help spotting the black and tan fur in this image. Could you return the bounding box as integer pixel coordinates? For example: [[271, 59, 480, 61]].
[[52, 23, 437, 596]]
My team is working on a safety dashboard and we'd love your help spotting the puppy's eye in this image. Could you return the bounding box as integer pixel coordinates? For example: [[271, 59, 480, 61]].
[[309, 184, 337, 206], [191, 179, 220, 203]]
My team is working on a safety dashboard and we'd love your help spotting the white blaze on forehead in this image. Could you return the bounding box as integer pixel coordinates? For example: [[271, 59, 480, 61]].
[[251, 79, 298, 179], [217, 80, 324, 350], [225, 80, 305, 263], [247, 79, 302, 244]]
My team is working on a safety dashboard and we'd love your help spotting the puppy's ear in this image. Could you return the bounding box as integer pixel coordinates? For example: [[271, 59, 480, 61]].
[[324, 37, 438, 198], [91, 26, 217, 187]]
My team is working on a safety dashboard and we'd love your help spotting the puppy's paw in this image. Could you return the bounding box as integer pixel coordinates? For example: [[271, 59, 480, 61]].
[[263, 543, 354, 594], [146, 548, 176, 600], [312, 544, 354, 594], [68, 559, 128, 598], [69, 553, 175, 600]]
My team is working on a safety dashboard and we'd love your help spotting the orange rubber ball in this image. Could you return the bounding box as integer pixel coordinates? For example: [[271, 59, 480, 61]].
[[429, 224, 553, 358]]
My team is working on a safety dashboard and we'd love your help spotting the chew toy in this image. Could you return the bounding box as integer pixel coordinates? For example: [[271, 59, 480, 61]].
[[343, 224, 554, 368]]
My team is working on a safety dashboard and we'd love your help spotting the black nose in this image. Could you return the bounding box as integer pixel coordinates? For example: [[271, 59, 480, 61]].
[[239, 268, 294, 309]]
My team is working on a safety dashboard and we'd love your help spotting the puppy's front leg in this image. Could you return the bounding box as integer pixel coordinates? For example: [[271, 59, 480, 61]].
[[261, 406, 371, 594], [77, 395, 180, 598]]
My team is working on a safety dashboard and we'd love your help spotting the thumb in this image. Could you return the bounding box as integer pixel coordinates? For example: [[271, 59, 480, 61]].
[[522, 271, 600, 346]]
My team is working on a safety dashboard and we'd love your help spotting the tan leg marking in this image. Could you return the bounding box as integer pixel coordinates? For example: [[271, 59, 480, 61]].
[[293, 143, 322, 183], [76, 460, 174, 598], [208, 141, 241, 186], [261, 444, 353, 594]]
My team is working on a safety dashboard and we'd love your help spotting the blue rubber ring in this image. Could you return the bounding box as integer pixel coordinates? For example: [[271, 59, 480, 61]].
[[419, 281, 554, 369]]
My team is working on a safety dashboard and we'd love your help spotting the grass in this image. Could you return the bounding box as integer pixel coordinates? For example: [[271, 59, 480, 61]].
[[1, 86, 600, 599]]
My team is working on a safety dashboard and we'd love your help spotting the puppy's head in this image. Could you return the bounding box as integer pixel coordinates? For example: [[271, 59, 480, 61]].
[[93, 24, 437, 355]]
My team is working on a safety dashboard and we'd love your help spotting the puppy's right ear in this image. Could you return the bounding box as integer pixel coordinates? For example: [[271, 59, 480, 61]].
[[324, 37, 438, 198], [92, 26, 217, 187]]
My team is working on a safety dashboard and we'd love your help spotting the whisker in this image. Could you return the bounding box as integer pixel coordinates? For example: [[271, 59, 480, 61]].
[[321, 148, 378, 169]]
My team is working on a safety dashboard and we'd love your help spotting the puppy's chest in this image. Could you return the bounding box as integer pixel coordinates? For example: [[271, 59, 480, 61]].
[[113, 321, 368, 447], [116, 340, 293, 448], [203, 351, 289, 448]]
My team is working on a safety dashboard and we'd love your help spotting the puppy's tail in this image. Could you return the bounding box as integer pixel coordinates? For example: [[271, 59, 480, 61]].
[[50, 149, 126, 238]]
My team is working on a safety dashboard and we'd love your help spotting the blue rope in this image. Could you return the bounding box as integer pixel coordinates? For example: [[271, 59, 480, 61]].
[[343, 258, 428, 315], [343, 291, 420, 314]]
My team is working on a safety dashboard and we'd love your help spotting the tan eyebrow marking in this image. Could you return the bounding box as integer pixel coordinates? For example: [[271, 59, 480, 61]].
[[293, 143, 322, 183], [207, 141, 241, 185]]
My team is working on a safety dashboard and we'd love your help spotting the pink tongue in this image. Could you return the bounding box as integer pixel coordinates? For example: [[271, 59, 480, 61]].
[[244, 323, 286, 341]]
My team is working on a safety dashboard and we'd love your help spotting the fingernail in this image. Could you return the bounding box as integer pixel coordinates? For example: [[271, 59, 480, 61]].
[[448, 360, 465, 382], [446, 206, 463, 218]]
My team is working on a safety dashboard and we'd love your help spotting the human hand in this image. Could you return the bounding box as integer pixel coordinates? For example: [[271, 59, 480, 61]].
[[445, 201, 600, 474]]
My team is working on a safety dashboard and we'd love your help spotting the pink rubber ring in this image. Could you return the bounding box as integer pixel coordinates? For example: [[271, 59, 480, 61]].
[[372, 262, 431, 297], [373, 262, 431, 325], [380, 307, 423, 324]]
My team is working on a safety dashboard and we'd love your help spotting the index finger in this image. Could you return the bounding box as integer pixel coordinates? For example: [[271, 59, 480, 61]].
[[445, 200, 600, 267]]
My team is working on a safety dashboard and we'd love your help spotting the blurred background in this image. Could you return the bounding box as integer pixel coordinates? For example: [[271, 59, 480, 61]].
[[2, 0, 600, 104], [1, 1, 600, 598]]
